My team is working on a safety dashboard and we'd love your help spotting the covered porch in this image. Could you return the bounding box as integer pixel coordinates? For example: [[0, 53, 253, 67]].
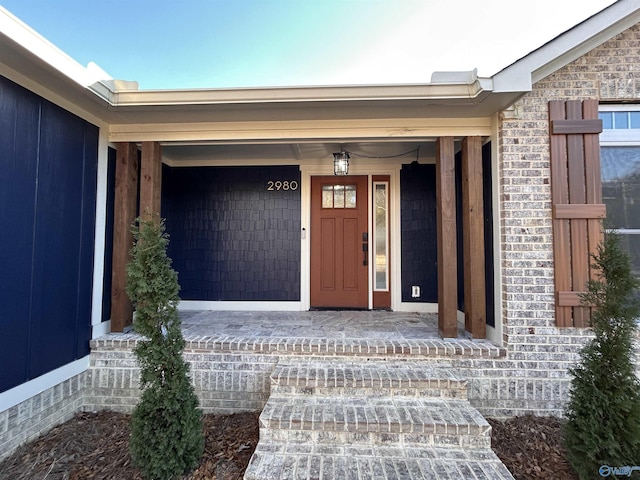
[[108, 136, 494, 340], [104, 78, 507, 341]]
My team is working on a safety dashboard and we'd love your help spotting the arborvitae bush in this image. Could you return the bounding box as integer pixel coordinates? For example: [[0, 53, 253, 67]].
[[126, 215, 204, 480], [564, 231, 640, 479]]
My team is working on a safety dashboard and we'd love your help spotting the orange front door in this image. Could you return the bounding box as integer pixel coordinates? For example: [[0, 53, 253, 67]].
[[310, 176, 368, 308]]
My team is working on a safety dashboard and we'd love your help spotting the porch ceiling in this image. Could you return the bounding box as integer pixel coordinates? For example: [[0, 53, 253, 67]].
[[160, 140, 461, 166]]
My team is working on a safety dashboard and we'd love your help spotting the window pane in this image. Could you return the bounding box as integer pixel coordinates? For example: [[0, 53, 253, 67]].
[[614, 111, 629, 129], [322, 186, 333, 208], [600, 112, 613, 129], [631, 112, 640, 129], [374, 183, 388, 290], [334, 185, 345, 208], [617, 233, 640, 280], [601, 146, 640, 229], [345, 185, 356, 208]]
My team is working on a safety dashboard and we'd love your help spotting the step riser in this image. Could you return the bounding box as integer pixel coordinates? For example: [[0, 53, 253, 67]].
[[245, 360, 514, 479], [270, 364, 467, 396], [259, 428, 492, 449], [270, 385, 467, 398], [245, 450, 515, 480]]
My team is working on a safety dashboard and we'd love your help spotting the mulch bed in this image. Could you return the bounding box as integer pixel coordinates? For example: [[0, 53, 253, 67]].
[[0, 411, 259, 480], [488, 415, 578, 480], [0, 411, 577, 480]]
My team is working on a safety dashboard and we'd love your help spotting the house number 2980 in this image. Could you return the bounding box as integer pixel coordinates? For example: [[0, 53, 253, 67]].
[[267, 180, 298, 191]]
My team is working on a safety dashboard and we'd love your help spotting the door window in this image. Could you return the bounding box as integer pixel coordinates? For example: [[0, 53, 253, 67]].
[[322, 185, 356, 208]]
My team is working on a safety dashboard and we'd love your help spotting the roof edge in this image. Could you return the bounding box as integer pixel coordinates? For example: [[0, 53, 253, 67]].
[[102, 74, 495, 107], [492, 0, 640, 93], [0, 7, 115, 90]]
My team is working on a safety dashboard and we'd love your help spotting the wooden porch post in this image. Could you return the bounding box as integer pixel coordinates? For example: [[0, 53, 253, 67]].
[[140, 141, 162, 220], [111, 142, 138, 332], [461, 136, 486, 339], [436, 137, 458, 338]]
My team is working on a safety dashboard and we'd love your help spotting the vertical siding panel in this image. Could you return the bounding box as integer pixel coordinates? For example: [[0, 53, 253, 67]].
[[0, 76, 98, 392], [0, 77, 39, 391], [76, 123, 98, 358], [29, 102, 87, 377]]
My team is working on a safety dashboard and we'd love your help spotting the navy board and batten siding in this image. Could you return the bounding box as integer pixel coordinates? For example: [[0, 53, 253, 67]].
[[162, 165, 301, 301], [0, 75, 98, 393]]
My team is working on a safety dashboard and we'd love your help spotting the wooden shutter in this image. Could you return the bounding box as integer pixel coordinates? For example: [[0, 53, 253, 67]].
[[549, 99, 605, 327]]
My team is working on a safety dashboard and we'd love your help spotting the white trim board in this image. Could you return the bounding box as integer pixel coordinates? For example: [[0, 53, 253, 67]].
[[0, 357, 89, 413]]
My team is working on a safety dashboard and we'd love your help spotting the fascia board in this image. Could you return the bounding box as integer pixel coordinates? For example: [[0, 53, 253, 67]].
[[492, 0, 640, 93], [108, 80, 493, 108]]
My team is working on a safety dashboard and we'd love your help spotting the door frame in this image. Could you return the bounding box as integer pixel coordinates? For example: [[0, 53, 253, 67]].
[[300, 161, 402, 311]]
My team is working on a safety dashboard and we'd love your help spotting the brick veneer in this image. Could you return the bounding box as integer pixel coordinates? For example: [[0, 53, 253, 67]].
[[496, 23, 640, 416], [0, 373, 85, 461]]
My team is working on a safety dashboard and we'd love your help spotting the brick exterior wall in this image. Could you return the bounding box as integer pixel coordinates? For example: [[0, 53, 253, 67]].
[[495, 24, 640, 416], [0, 373, 85, 460], [84, 338, 274, 414]]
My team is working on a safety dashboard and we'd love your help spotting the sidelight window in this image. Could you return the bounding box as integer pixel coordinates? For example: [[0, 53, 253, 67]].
[[374, 182, 389, 291]]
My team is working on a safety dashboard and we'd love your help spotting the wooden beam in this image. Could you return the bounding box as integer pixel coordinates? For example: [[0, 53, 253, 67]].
[[140, 141, 162, 221], [461, 137, 486, 339], [111, 142, 138, 332], [436, 137, 458, 338]]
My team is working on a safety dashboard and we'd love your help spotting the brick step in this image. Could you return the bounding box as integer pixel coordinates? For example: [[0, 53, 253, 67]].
[[245, 445, 514, 480], [259, 395, 491, 449], [270, 360, 467, 398]]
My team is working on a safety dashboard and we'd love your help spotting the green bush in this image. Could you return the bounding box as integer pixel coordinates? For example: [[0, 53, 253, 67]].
[[126, 215, 204, 480], [564, 231, 640, 479]]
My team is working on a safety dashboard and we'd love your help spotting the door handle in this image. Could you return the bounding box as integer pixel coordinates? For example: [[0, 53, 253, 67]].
[[363, 242, 368, 266]]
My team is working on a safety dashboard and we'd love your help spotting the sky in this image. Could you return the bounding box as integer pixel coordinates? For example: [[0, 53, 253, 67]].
[[0, 0, 618, 90]]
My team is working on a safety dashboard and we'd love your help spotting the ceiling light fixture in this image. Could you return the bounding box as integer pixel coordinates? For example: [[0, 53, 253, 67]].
[[333, 150, 350, 176]]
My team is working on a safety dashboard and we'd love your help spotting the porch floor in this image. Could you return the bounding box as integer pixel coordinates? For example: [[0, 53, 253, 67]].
[[171, 310, 505, 359]]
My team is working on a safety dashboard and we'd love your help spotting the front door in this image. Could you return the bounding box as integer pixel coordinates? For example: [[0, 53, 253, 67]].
[[310, 175, 368, 308]]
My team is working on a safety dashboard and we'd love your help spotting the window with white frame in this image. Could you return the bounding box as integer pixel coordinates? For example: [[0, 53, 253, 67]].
[[599, 106, 640, 278]]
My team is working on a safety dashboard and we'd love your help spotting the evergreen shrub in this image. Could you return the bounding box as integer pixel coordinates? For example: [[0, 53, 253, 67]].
[[564, 231, 640, 479], [126, 215, 204, 480]]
